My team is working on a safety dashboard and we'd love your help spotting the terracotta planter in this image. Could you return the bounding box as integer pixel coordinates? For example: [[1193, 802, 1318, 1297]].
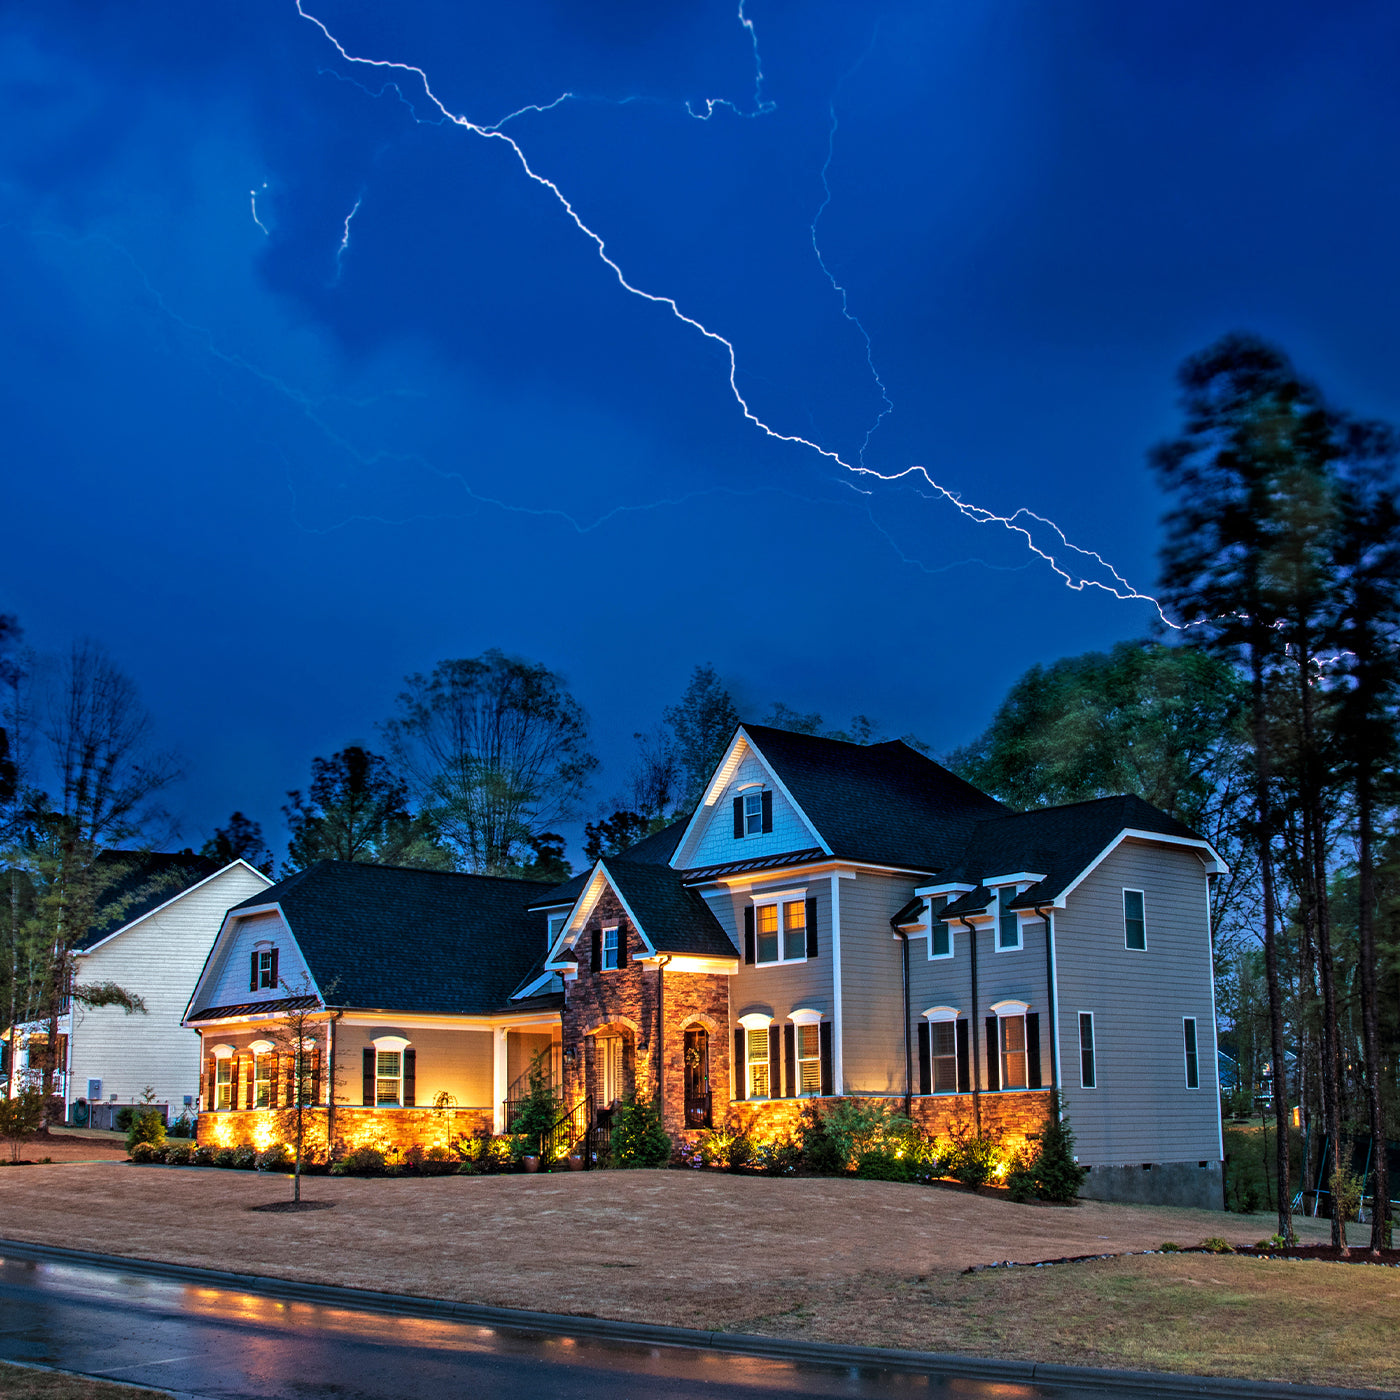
[[522, 1155, 541, 1173], [566, 1155, 584, 1171]]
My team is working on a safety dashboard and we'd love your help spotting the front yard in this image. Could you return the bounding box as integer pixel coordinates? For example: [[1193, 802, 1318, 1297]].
[[2, 1163, 1391, 1391]]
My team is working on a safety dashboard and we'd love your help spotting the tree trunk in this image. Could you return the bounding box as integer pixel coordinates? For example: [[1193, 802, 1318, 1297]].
[[1357, 771, 1388, 1253]]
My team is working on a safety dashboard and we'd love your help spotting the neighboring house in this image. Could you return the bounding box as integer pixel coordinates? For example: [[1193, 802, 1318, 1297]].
[[182, 723, 1226, 1208], [66, 854, 273, 1121], [182, 863, 563, 1156]]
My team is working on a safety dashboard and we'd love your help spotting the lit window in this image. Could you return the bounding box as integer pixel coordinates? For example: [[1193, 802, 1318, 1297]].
[[756, 903, 779, 963], [746, 1028, 770, 1098], [254, 1054, 272, 1108], [782, 901, 806, 960], [929, 897, 951, 958], [601, 927, 620, 971], [743, 791, 764, 836], [376, 1050, 402, 1106], [1183, 1018, 1199, 1089], [932, 1021, 958, 1093], [598, 1035, 624, 1107], [797, 1024, 821, 1095], [1079, 1013, 1096, 1089], [257, 949, 276, 989], [1000, 1015, 1028, 1089], [752, 896, 809, 965], [215, 1058, 232, 1111], [997, 888, 1020, 950], [1124, 890, 1146, 951]]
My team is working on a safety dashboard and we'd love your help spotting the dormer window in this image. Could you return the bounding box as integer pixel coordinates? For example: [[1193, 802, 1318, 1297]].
[[250, 946, 279, 991], [732, 788, 773, 838], [996, 889, 1021, 951]]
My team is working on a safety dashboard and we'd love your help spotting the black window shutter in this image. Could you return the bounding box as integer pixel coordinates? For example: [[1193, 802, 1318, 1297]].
[[917, 1021, 931, 1096], [310, 1049, 322, 1107], [761, 790, 773, 833], [733, 1028, 746, 1100], [805, 896, 818, 958], [250, 950, 258, 992], [784, 1024, 796, 1098], [403, 1047, 416, 1107], [591, 928, 601, 972], [617, 925, 626, 967], [956, 1019, 970, 1093], [362, 1047, 375, 1105], [985, 1017, 1000, 1092], [743, 906, 755, 964], [819, 1022, 833, 1097], [269, 1051, 281, 1110], [270, 948, 280, 990], [1026, 1012, 1042, 1089], [733, 796, 744, 838], [769, 1025, 782, 1096]]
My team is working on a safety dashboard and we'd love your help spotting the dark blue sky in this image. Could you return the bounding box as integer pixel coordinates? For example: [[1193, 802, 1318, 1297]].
[[3, 0, 1399, 857]]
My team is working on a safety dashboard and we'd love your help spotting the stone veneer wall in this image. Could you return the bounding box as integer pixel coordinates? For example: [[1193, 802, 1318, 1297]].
[[730, 1090, 1053, 1158], [562, 887, 731, 1138], [199, 1105, 493, 1156]]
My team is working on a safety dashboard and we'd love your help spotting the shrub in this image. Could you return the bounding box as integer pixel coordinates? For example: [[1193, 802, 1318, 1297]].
[[1026, 1095, 1087, 1204], [824, 1100, 905, 1163], [611, 1095, 671, 1168], [214, 1146, 238, 1169], [231, 1143, 257, 1170], [947, 1132, 1002, 1188], [126, 1109, 166, 1155], [455, 1160, 480, 1175], [1199, 1237, 1234, 1254], [0, 1087, 46, 1162], [164, 1143, 192, 1166], [855, 1148, 911, 1182], [167, 1114, 196, 1139], [337, 1145, 387, 1176], [1005, 1151, 1039, 1203], [256, 1144, 293, 1172], [511, 1051, 563, 1161], [754, 1132, 803, 1176], [114, 1107, 136, 1133], [191, 1144, 218, 1167], [1160, 1241, 1182, 1252], [799, 1104, 848, 1175], [130, 1141, 161, 1164]]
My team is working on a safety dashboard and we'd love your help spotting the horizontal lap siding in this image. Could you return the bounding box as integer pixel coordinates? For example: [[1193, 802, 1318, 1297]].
[[202, 911, 315, 1008], [688, 752, 819, 866], [1055, 842, 1219, 1164], [717, 880, 834, 1027], [837, 872, 917, 1095], [71, 867, 270, 1110], [336, 1024, 493, 1107]]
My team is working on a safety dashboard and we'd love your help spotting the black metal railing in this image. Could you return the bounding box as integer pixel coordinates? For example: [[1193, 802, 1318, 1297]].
[[502, 1092, 563, 1132]]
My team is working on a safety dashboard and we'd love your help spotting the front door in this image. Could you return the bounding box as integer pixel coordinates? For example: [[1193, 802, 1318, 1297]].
[[683, 1027, 710, 1127]]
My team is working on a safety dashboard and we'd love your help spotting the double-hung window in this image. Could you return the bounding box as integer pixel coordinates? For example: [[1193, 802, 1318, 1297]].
[[1124, 890, 1146, 950], [254, 1053, 272, 1108], [256, 948, 277, 989], [747, 1028, 771, 1098], [752, 897, 808, 965], [215, 1057, 233, 1111], [601, 927, 620, 971], [997, 888, 1021, 950], [1079, 1013, 1096, 1089], [999, 1015, 1028, 1089], [929, 897, 952, 959], [1183, 1018, 1200, 1089], [598, 1035, 624, 1107], [931, 1021, 958, 1093], [796, 1024, 821, 1095], [743, 791, 764, 836], [376, 1050, 403, 1106]]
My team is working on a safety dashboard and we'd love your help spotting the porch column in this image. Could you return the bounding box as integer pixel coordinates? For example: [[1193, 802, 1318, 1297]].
[[492, 1027, 509, 1134]]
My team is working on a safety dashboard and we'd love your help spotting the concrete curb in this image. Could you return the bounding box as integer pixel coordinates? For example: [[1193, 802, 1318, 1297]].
[[0, 1237, 1391, 1400]]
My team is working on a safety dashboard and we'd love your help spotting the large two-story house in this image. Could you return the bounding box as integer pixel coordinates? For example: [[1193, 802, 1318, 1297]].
[[185, 722, 1225, 1207]]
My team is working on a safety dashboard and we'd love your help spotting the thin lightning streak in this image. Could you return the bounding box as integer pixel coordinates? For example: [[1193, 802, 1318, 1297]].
[[250, 182, 270, 235], [335, 195, 362, 277], [294, 3, 1179, 628]]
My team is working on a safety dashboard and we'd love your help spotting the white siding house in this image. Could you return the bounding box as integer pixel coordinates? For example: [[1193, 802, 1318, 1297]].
[[67, 860, 272, 1119]]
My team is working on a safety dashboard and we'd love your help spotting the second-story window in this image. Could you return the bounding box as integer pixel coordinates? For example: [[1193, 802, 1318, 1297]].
[[929, 897, 952, 958], [1124, 890, 1147, 951], [749, 897, 809, 965], [251, 946, 279, 991], [997, 889, 1021, 950], [601, 926, 620, 971]]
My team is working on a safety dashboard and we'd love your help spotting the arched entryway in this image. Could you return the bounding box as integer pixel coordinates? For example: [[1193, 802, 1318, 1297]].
[[683, 1025, 711, 1127]]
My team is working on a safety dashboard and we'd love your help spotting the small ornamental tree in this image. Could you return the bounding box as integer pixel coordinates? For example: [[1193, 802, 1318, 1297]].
[[611, 1094, 671, 1167], [1029, 1093, 1088, 1204], [0, 1086, 45, 1162], [511, 1051, 561, 1163]]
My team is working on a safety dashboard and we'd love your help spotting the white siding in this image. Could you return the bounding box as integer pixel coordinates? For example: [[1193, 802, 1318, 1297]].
[[686, 752, 822, 867], [1055, 840, 1220, 1165], [69, 864, 271, 1113], [199, 910, 316, 1010]]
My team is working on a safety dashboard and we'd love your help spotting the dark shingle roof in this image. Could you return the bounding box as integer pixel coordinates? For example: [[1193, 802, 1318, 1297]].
[[218, 861, 546, 1017], [681, 847, 827, 883], [740, 725, 1007, 871], [529, 816, 690, 910], [604, 860, 737, 960], [76, 851, 221, 951], [942, 795, 1207, 909]]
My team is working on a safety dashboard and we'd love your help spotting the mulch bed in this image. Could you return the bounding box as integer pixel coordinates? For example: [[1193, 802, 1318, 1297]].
[[246, 1200, 336, 1213], [1233, 1243, 1400, 1265]]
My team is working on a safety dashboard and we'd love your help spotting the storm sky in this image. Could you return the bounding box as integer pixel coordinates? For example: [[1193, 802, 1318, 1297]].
[[4, 0, 1399, 855]]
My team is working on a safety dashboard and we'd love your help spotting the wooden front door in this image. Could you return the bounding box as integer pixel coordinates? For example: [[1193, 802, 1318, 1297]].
[[683, 1027, 710, 1127]]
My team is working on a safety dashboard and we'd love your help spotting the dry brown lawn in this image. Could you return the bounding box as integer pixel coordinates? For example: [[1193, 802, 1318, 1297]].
[[2, 1163, 1391, 1391]]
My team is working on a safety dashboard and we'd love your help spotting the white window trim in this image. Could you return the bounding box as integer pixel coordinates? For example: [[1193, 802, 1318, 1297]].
[[990, 999, 1029, 1017], [1183, 1016, 1200, 1090], [1078, 1011, 1097, 1090], [995, 1006, 1031, 1092], [248, 1039, 275, 1054], [740, 1015, 774, 1099], [210, 1043, 236, 1060], [601, 925, 621, 971], [751, 890, 809, 967], [1124, 888, 1148, 952], [371, 1035, 411, 1052], [787, 1008, 824, 1026], [922, 1005, 959, 1023], [793, 1021, 822, 1097], [993, 888, 1024, 952], [741, 788, 766, 838], [926, 898, 954, 961], [737, 1012, 773, 1030]]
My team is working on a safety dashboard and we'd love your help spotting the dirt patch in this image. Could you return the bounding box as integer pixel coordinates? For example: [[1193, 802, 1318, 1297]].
[[1, 1164, 1376, 1388], [1, 1135, 131, 1166]]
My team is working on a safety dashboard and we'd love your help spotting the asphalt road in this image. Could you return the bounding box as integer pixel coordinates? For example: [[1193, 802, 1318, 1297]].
[[0, 1246, 1374, 1400]]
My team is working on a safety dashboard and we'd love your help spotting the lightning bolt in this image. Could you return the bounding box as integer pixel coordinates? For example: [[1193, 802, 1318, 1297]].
[[250, 181, 270, 236], [293, 2, 1178, 628], [335, 194, 362, 278]]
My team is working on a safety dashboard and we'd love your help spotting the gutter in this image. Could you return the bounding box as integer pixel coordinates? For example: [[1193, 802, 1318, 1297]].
[[892, 924, 913, 1117]]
